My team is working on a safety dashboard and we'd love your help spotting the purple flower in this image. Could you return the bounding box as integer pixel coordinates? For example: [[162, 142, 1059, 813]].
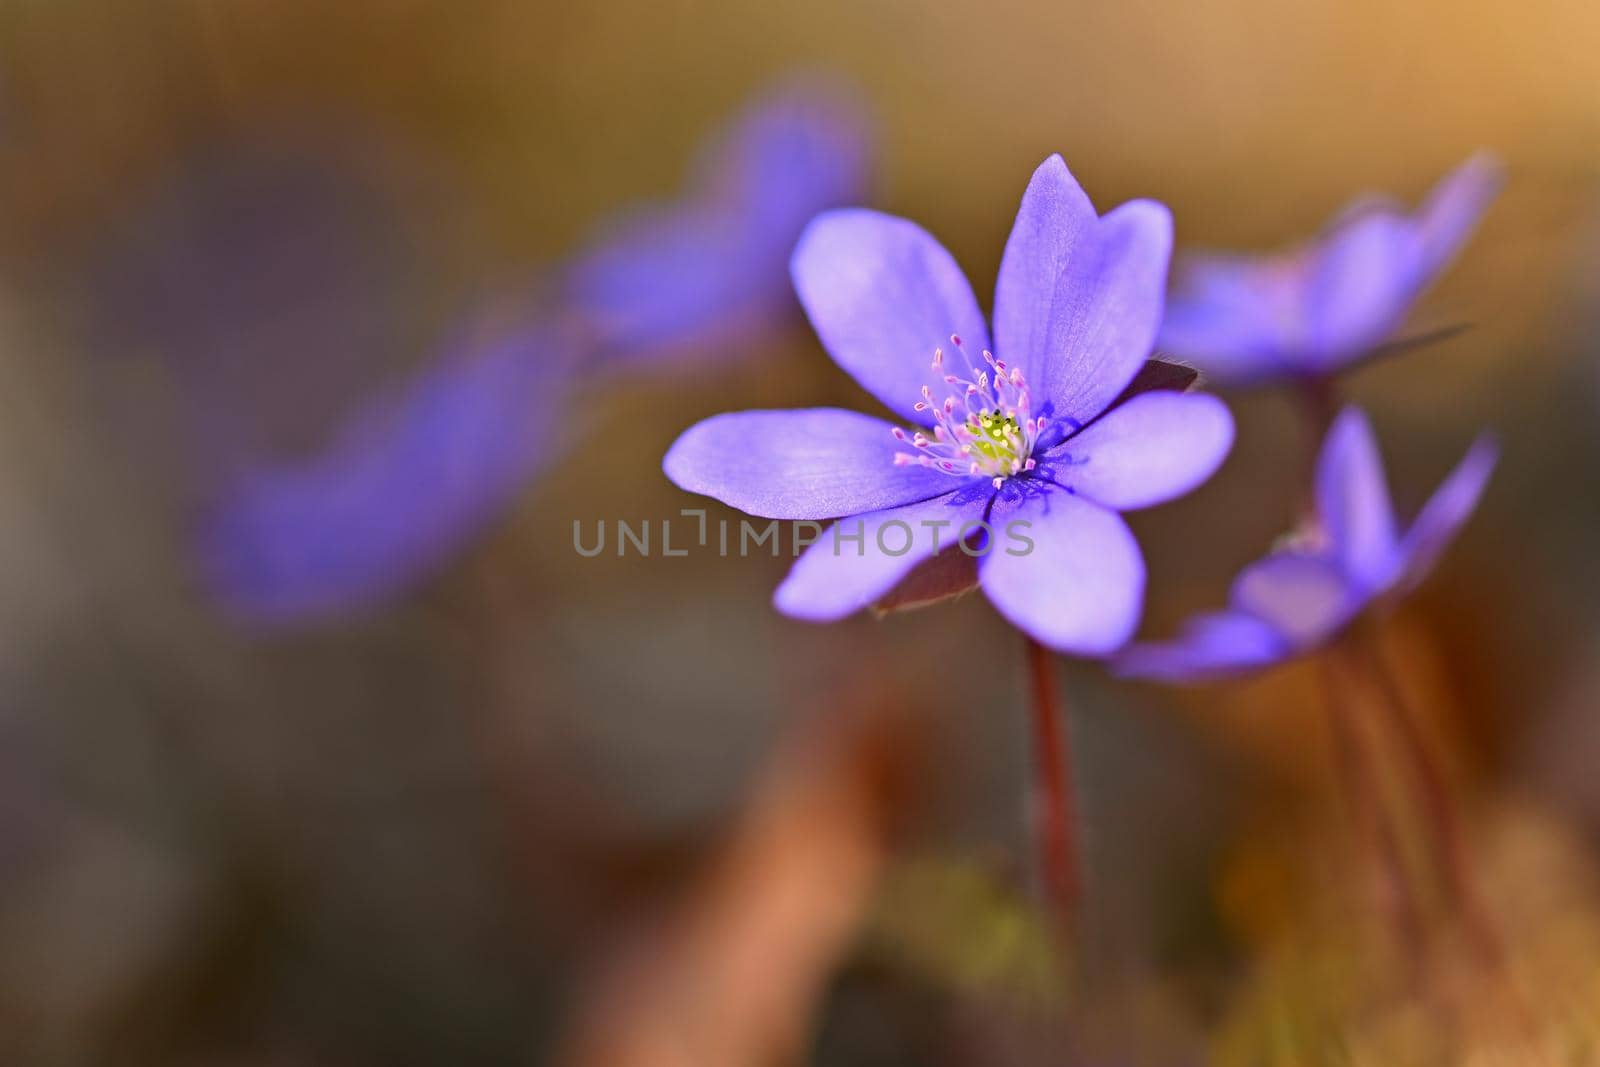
[[565, 79, 870, 368], [200, 81, 869, 625], [664, 156, 1235, 655], [1115, 406, 1497, 682], [1157, 154, 1502, 386]]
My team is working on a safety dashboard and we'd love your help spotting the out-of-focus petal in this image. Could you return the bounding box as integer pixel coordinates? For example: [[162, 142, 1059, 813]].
[[567, 80, 872, 367], [1305, 212, 1423, 368], [773, 494, 979, 621], [1049, 391, 1234, 511], [1158, 252, 1309, 384], [1416, 152, 1503, 276], [790, 209, 991, 425], [1229, 551, 1359, 648], [1316, 407, 1402, 592], [712, 79, 872, 244], [1158, 154, 1499, 384], [663, 408, 957, 520], [1035, 199, 1173, 427], [1114, 610, 1291, 682], [991, 155, 1098, 389], [1397, 433, 1498, 590], [200, 325, 569, 624], [979, 490, 1145, 656], [566, 203, 752, 364]]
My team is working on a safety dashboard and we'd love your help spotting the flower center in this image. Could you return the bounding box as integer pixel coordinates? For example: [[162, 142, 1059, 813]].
[[1274, 517, 1331, 556], [891, 335, 1044, 489]]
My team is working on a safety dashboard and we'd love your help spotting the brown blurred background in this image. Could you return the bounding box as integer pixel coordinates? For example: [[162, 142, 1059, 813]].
[[2, 2, 1599, 1064]]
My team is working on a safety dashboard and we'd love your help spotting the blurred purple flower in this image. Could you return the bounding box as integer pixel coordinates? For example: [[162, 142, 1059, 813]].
[[202, 81, 870, 624], [200, 322, 578, 623], [1157, 154, 1502, 386], [565, 80, 871, 368], [1115, 406, 1497, 682], [665, 156, 1235, 655]]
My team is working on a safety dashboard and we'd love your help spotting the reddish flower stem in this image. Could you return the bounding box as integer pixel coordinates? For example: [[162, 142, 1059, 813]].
[[1294, 375, 1503, 970], [1024, 635, 1080, 930], [1298, 376, 1340, 462], [1322, 654, 1426, 972], [1351, 626, 1505, 969]]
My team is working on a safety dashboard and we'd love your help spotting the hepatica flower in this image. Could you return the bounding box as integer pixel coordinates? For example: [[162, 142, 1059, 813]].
[[665, 156, 1235, 654], [1116, 407, 1497, 681], [203, 81, 869, 624], [1157, 154, 1502, 386]]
